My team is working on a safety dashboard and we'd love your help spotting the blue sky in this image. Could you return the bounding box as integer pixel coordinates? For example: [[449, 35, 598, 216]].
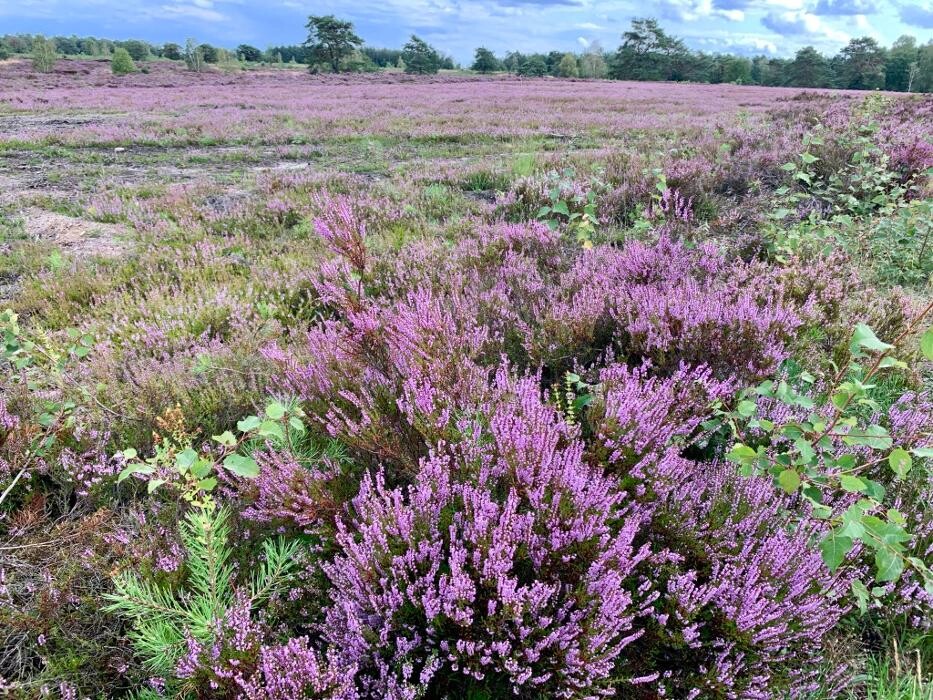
[[0, 0, 930, 63]]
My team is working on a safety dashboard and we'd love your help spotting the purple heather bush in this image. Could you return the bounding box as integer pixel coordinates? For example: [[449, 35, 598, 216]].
[[324, 372, 654, 698], [249, 201, 874, 699]]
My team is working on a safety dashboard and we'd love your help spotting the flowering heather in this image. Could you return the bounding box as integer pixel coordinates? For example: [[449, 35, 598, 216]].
[[1, 60, 930, 699], [324, 373, 653, 698]]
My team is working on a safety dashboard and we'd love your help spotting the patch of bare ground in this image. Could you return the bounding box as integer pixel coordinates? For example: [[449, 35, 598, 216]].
[[21, 207, 128, 260]]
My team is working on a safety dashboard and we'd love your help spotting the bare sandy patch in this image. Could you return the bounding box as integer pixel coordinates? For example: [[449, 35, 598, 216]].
[[22, 207, 129, 260]]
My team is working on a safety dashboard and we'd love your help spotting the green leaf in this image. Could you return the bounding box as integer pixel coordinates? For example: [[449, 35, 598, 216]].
[[197, 477, 217, 492], [222, 454, 258, 478], [175, 448, 198, 473], [842, 425, 892, 450], [886, 508, 906, 526], [122, 448, 137, 460], [736, 400, 757, 417], [727, 444, 756, 463], [888, 448, 912, 479], [551, 201, 571, 217], [117, 463, 154, 482], [851, 579, 869, 614], [190, 459, 212, 479], [236, 415, 262, 433], [874, 548, 904, 583], [794, 438, 815, 464], [920, 327, 933, 361], [912, 447, 933, 458], [839, 474, 866, 493], [778, 469, 801, 494], [258, 420, 285, 441], [147, 479, 165, 494], [800, 152, 819, 164], [288, 416, 306, 433], [820, 531, 854, 571], [265, 401, 286, 420], [212, 431, 237, 448], [849, 323, 893, 357]]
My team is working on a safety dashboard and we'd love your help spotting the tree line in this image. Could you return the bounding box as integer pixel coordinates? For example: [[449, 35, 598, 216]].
[[473, 19, 931, 92], [3, 15, 931, 91]]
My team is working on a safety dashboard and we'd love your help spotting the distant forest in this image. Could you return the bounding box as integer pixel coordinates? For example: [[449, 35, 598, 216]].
[[2, 16, 930, 92]]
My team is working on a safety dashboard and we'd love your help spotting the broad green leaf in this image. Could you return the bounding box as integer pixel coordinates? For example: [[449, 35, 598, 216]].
[[175, 448, 198, 473], [839, 474, 866, 493], [874, 548, 904, 583], [727, 444, 756, 463], [258, 420, 285, 441], [212, 431, 237, 448], [147, 479, 165, 494], [190, 459, 212, 479], [851, 579, 869, 614], [920, 327, 933, 361], [849, 323, 893, 356], [222, 454, 259, 478], [237, 415, 262, 433], [117, 463, 155, 482], [736, 400, 756, 417], [794, 438, 815, 464], [778, 469, 800, 494], [197, 477, 218, 492], [888, 448, 912, 479], [842, 425, 892, 450], [886, 508, 906, 526], [820, 531, 854, 571], [265, 401, 286, 420]]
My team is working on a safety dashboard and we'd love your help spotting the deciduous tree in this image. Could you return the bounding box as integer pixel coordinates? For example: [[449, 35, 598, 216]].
[[472, 47, 500, 73]]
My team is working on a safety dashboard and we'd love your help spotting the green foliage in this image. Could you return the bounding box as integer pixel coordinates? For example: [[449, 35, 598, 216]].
[[161, 42, 182, 61], [1, 309, 96, 506], [858, 198, 933, 289], [304, 15, 363, 73], [30, 36, 57, 73], [111, 47, 137, 76], [118, 398, 307, 504], [767, 118, 919, 261], [517, 54, 547, 77], [104, 505, 300, 682], [471, 47, 500, 73], [717, 311, 933, 597], [839, 37, 887, 90], [557, 53, 579, 78], [183, 38, 205, 72], [402, 35, 441, 75], [610, 17, 689, 81], [237, 44, 262, 62], [534, 168, 601, 246]]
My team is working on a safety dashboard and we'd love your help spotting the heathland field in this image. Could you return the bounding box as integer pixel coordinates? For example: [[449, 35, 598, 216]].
[[0, 58, 931, 699]]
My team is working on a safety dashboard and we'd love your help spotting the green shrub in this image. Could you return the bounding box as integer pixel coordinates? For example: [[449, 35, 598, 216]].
[[111, 47, 137, 76], [30, 36, 57, 73]]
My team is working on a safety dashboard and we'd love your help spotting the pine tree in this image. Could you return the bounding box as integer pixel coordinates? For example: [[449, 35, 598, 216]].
[[104, 506, 299, 684]]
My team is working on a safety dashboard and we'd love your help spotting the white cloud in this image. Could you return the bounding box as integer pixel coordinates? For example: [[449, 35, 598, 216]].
[[150, 3, 229, 22], [762, 10, 849, 43]]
